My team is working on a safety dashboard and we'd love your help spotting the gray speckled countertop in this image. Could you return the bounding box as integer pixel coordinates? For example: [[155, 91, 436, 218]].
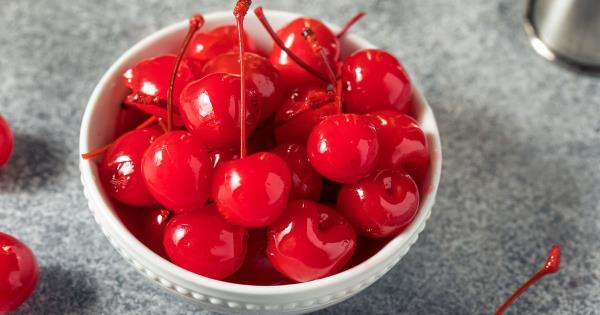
[[1, 0, 599, 314]]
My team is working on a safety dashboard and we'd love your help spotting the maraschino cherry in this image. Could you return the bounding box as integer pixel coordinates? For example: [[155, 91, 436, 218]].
[[272, 143, 322, 201], [342, 49, 412, 114], [254, 7, 337, 89], [307, 113, 379, 183], [124, 55, 194, 109], [267, 200, 356, 282], [0, 113, 14, 168], [141, 15, 213, 213], [495, 245, 561, 315], [163, 204, 247, 280], [179, 73, 260, 149], [367, 110, 429, 186], [185, 25, 256, 76], [337, 168, 419, 238], [211, 0, 292, 228], [99, 128, 162, 207], [202, 52, 283, 123], [0, 232, 39, 313], [141, 207, 172, 258]]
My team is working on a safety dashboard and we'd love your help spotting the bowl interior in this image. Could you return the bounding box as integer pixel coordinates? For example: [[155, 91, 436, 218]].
[[80, 10, 442, 295]]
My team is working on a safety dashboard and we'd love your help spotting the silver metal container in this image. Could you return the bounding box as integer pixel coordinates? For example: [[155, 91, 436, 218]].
[[524, 0, 600, 74]]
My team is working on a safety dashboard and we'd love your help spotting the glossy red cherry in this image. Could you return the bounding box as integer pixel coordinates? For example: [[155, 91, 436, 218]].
[[267, 200, 356, 282], [141, 131, 212, 213], [337, 168, 419, 238], [99, 128, 162, 206], [272, 143, 322, 201], [202, 52, 283, 123], [185, 25, 256, 76], [141, 207, 172, 258], [307, 114, 379, 183], [227, 228, 291, 285], [342, 49, 412, 114], [367, 110, 429, 186], [0, 114, 14, 168], [179, 73, 259, 149], [0, 232, 39, 313], [269, 17, 339, 89], [123, 55, 194, 108], [273, 86, 336, 144], [163, 204, 247, 280], [211, 152, 292, 227]]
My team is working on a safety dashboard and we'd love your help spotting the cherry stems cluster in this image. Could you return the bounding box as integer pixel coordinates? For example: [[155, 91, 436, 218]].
[[166, 15, 205, 131], [495, 244, 561, 315], [254, 6, 329, 84], [235, 0, 251, 158]]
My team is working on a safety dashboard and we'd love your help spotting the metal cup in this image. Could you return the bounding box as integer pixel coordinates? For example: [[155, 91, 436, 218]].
[[524, 0, 600, 74]]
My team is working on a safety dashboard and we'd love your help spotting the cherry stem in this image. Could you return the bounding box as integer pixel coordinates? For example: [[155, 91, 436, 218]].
[[336, 11, 366, 39], [235, 0, 250, 159], [81, 116, 158, 159], [336, 62, 343, 114], [495, 244, 561, 315], [301, 27, 337, 86], [166, 15, 204, 131], [253, 6, 329, 84]]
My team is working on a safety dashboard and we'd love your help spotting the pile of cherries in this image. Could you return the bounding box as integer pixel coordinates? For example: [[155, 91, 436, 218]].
[[84, 0, 430, 285]]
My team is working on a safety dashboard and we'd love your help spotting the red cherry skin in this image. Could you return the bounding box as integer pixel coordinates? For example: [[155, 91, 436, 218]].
[[227, 228, 291, 285], [141, 131, 212, 213], [100, 128, 162, 207], [114, 106, 150, 137], [211, 152, 292, 227], [123, 55, 194, 108], [270, 17, 339, 89], [0, 114, 14, 168], [141, 207, 172, 258], [307, 114, 379, 183], [337, 168, 419, 238], [272, 143, 322, 201], [273, 87, 336, 144], [367, 111, 430, 186], [179, 73, 259, 149], [163, 204, 247, 280], [186, 25, 256, 76], [202, 52, 283, 123], [0, 232, 38, 313], [267, 200, 356, 282], [342, 49, 412, 114]]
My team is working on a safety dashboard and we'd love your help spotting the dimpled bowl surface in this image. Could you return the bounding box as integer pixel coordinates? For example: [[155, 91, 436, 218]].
[[79, 10, 442, 315]]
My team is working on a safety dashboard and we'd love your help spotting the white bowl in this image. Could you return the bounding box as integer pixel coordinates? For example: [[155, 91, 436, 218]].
[[79, 10, 442, 315]]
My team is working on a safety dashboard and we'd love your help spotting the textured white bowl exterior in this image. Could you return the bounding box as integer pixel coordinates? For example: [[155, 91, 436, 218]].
[[79, 10, 442, 315]]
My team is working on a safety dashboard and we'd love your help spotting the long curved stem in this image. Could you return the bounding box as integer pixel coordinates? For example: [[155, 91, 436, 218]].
[[166, 15, 204, 131]]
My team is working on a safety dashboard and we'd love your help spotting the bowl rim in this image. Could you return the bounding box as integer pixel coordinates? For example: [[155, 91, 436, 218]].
[[79, 9, 442, 296]]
